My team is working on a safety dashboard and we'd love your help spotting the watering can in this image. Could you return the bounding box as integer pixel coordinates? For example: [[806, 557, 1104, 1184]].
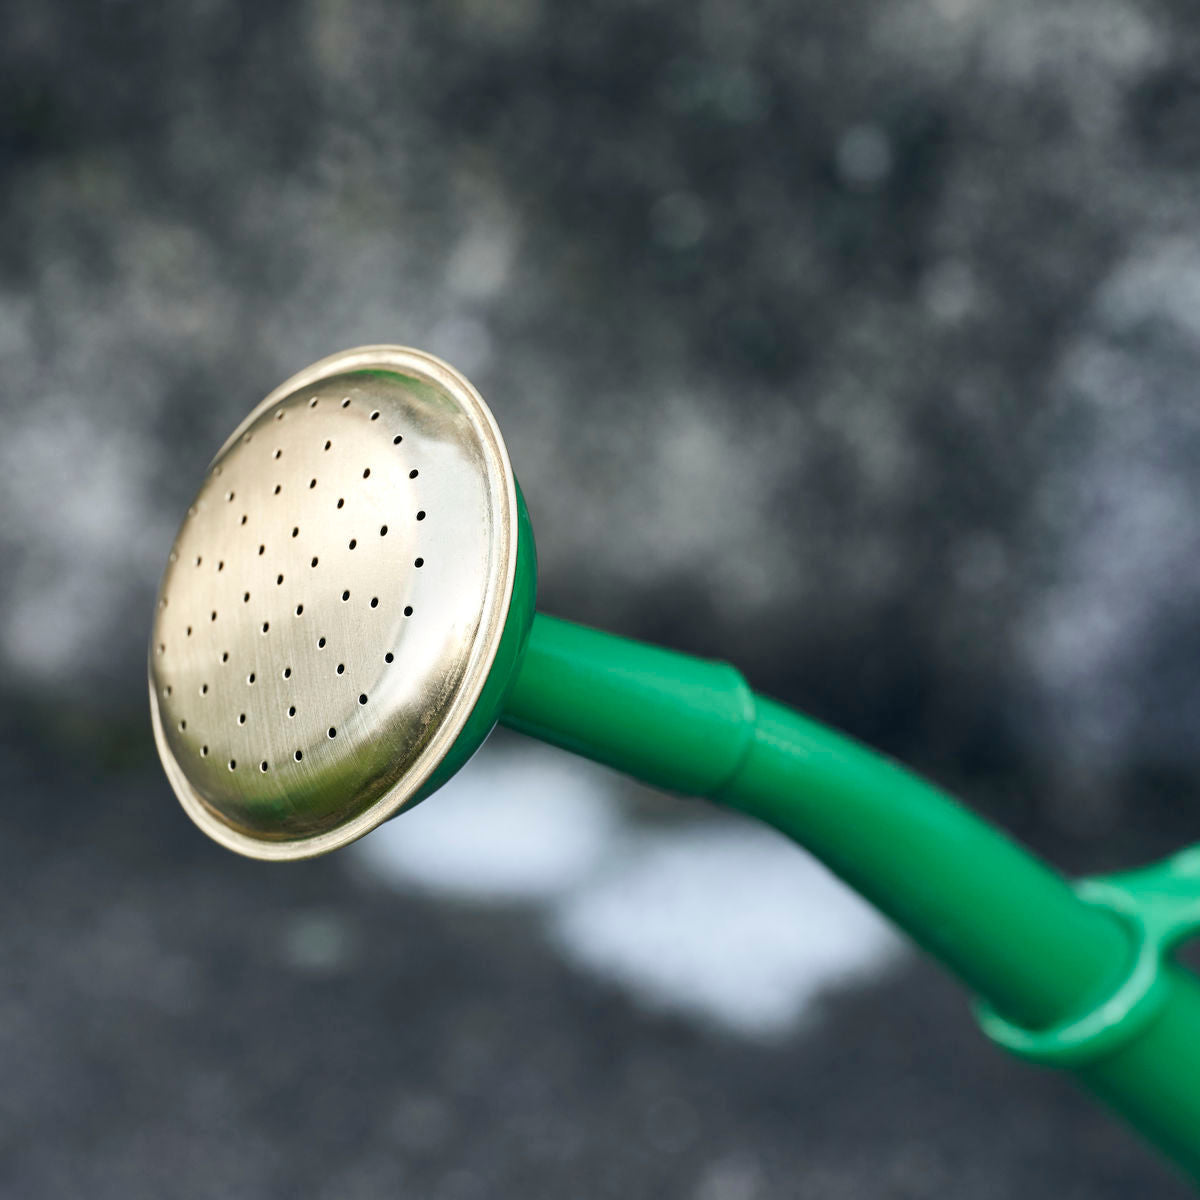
[[148, 345, 1200, 1184]]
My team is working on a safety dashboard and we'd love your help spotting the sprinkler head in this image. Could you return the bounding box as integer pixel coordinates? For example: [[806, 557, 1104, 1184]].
[[149, 346, 537, 860]]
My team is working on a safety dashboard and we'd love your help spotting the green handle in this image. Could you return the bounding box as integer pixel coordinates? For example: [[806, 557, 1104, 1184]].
[[500, 613, 1200, 1182]]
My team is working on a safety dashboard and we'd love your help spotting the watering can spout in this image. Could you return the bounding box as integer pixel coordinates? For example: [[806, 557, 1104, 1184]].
[[503, 614, 1200, 1182], [149, 346, 1200, 1185]]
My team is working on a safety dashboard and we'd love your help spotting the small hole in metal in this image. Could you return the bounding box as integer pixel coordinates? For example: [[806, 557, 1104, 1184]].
[[370, 597, 378, 608], [283, 666, 292, 679], [276, 574, 284, 585], [200, 683, 208, 695], [393, 435, 402, 445], [348, 538, 357, 550], [309, 397, 318, 408], [404, 606, 413, 616], [261, 622, 270, 634], [258, 545, 265, 556], [195, 555, 202, 567], [248, 672, 256, 684], [292, 527, 299, 538], [274, 484, 282, 495], [295, 604, 304, 616], [294, 749, 303, 761], [409, 469, 418, 479], [186, 626, 193, 637], [380, 525, 388, 537], [226, 490, 235, 501], [336, 663, 345, 675], [274, 448, 282, 459], [384, 652, 394, 664], [276, 410, 285, 421], [221, 651, 229, 663], [416, 510, 426, 521], [238, 713, 246, 725], [211, 611, 217, 622], [309, 478, 317, 489], [358, 694, 368, 705], [363, 468, 371, 479], [157, 643, 166, 655], [311, 556, 319, 567], [178, 719, 187, 731], [164, 685, 173, 696], [370, 410, 380, 420], [217, 561, 224, 572], [324, 440, 332, 451], [288, 706, 296, 718], [229, 759, 237, 770], [318, 636, 326, 649], [243, 592, 251, 602], [336, 498, 344, 509], [328, 727, 337, 739], [261, 760, 269, 772], [341, 398, 350, 408], [200, 745, 208, 757], [240, 514, 247, 525], [342, 590, 350, 602], [414, 557, 424, 567]]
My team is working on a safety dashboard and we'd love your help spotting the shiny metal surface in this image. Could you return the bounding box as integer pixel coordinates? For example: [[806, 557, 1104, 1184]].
[[149, 347, 518, 860]]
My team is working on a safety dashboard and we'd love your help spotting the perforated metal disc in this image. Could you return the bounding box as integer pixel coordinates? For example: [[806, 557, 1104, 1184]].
[[149, 346, 518, 860]]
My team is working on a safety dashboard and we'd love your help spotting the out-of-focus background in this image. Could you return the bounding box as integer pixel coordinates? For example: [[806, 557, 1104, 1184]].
[[2, 0, 1199, 1195]]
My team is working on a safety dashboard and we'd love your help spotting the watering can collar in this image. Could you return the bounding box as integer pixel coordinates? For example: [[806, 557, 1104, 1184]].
[[977, 847, 1200, 1068]]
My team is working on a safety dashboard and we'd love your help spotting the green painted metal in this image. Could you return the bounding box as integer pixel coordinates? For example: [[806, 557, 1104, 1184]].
[[499, 612, 1200, 1182]]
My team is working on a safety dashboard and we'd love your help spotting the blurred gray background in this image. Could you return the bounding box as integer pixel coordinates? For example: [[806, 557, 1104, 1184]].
[[2, 0, 1199, 1195]]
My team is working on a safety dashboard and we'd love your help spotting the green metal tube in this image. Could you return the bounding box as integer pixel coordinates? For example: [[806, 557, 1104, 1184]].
[[500, 613, 1200, 1180], [733, 695, 1200, 1177], [500, 613, 1127, 1024], [723, 695, 1126, 1028], [1077, 980, 1200, 1179]]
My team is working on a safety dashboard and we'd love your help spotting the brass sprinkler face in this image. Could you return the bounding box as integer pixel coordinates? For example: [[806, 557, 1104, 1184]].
[[149, 346, 535, 861]]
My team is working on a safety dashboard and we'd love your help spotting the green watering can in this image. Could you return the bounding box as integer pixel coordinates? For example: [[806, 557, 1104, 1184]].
[[148, 345, 1200, 1185]]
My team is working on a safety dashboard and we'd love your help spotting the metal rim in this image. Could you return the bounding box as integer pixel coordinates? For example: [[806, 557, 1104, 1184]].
[[148, 346, 519, 860]]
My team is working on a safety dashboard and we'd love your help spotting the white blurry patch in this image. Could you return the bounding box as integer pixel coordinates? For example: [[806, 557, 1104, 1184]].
[[879, 0, 1162, 131], [606, 392, 815, 618], [281, 909, 358, 974], [694, 1154, 765, 1200], [551, 823, 904, 1040], [1094, 237, 1200, 345], [426, 314, 494, 377], [921, 258, 979, 325], [1019, 238, 1200, 787], [1032, 243, 1200, 663], [448, 0, 542, 43], [351, 742, 620, 901], [930, 0, 981, 22], [446, 216, 518, 301], [0, 406, 163, 682], [353, 743, 905, 1039], [978, 0, 1162, 88], [835, 125, 893, 191]]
